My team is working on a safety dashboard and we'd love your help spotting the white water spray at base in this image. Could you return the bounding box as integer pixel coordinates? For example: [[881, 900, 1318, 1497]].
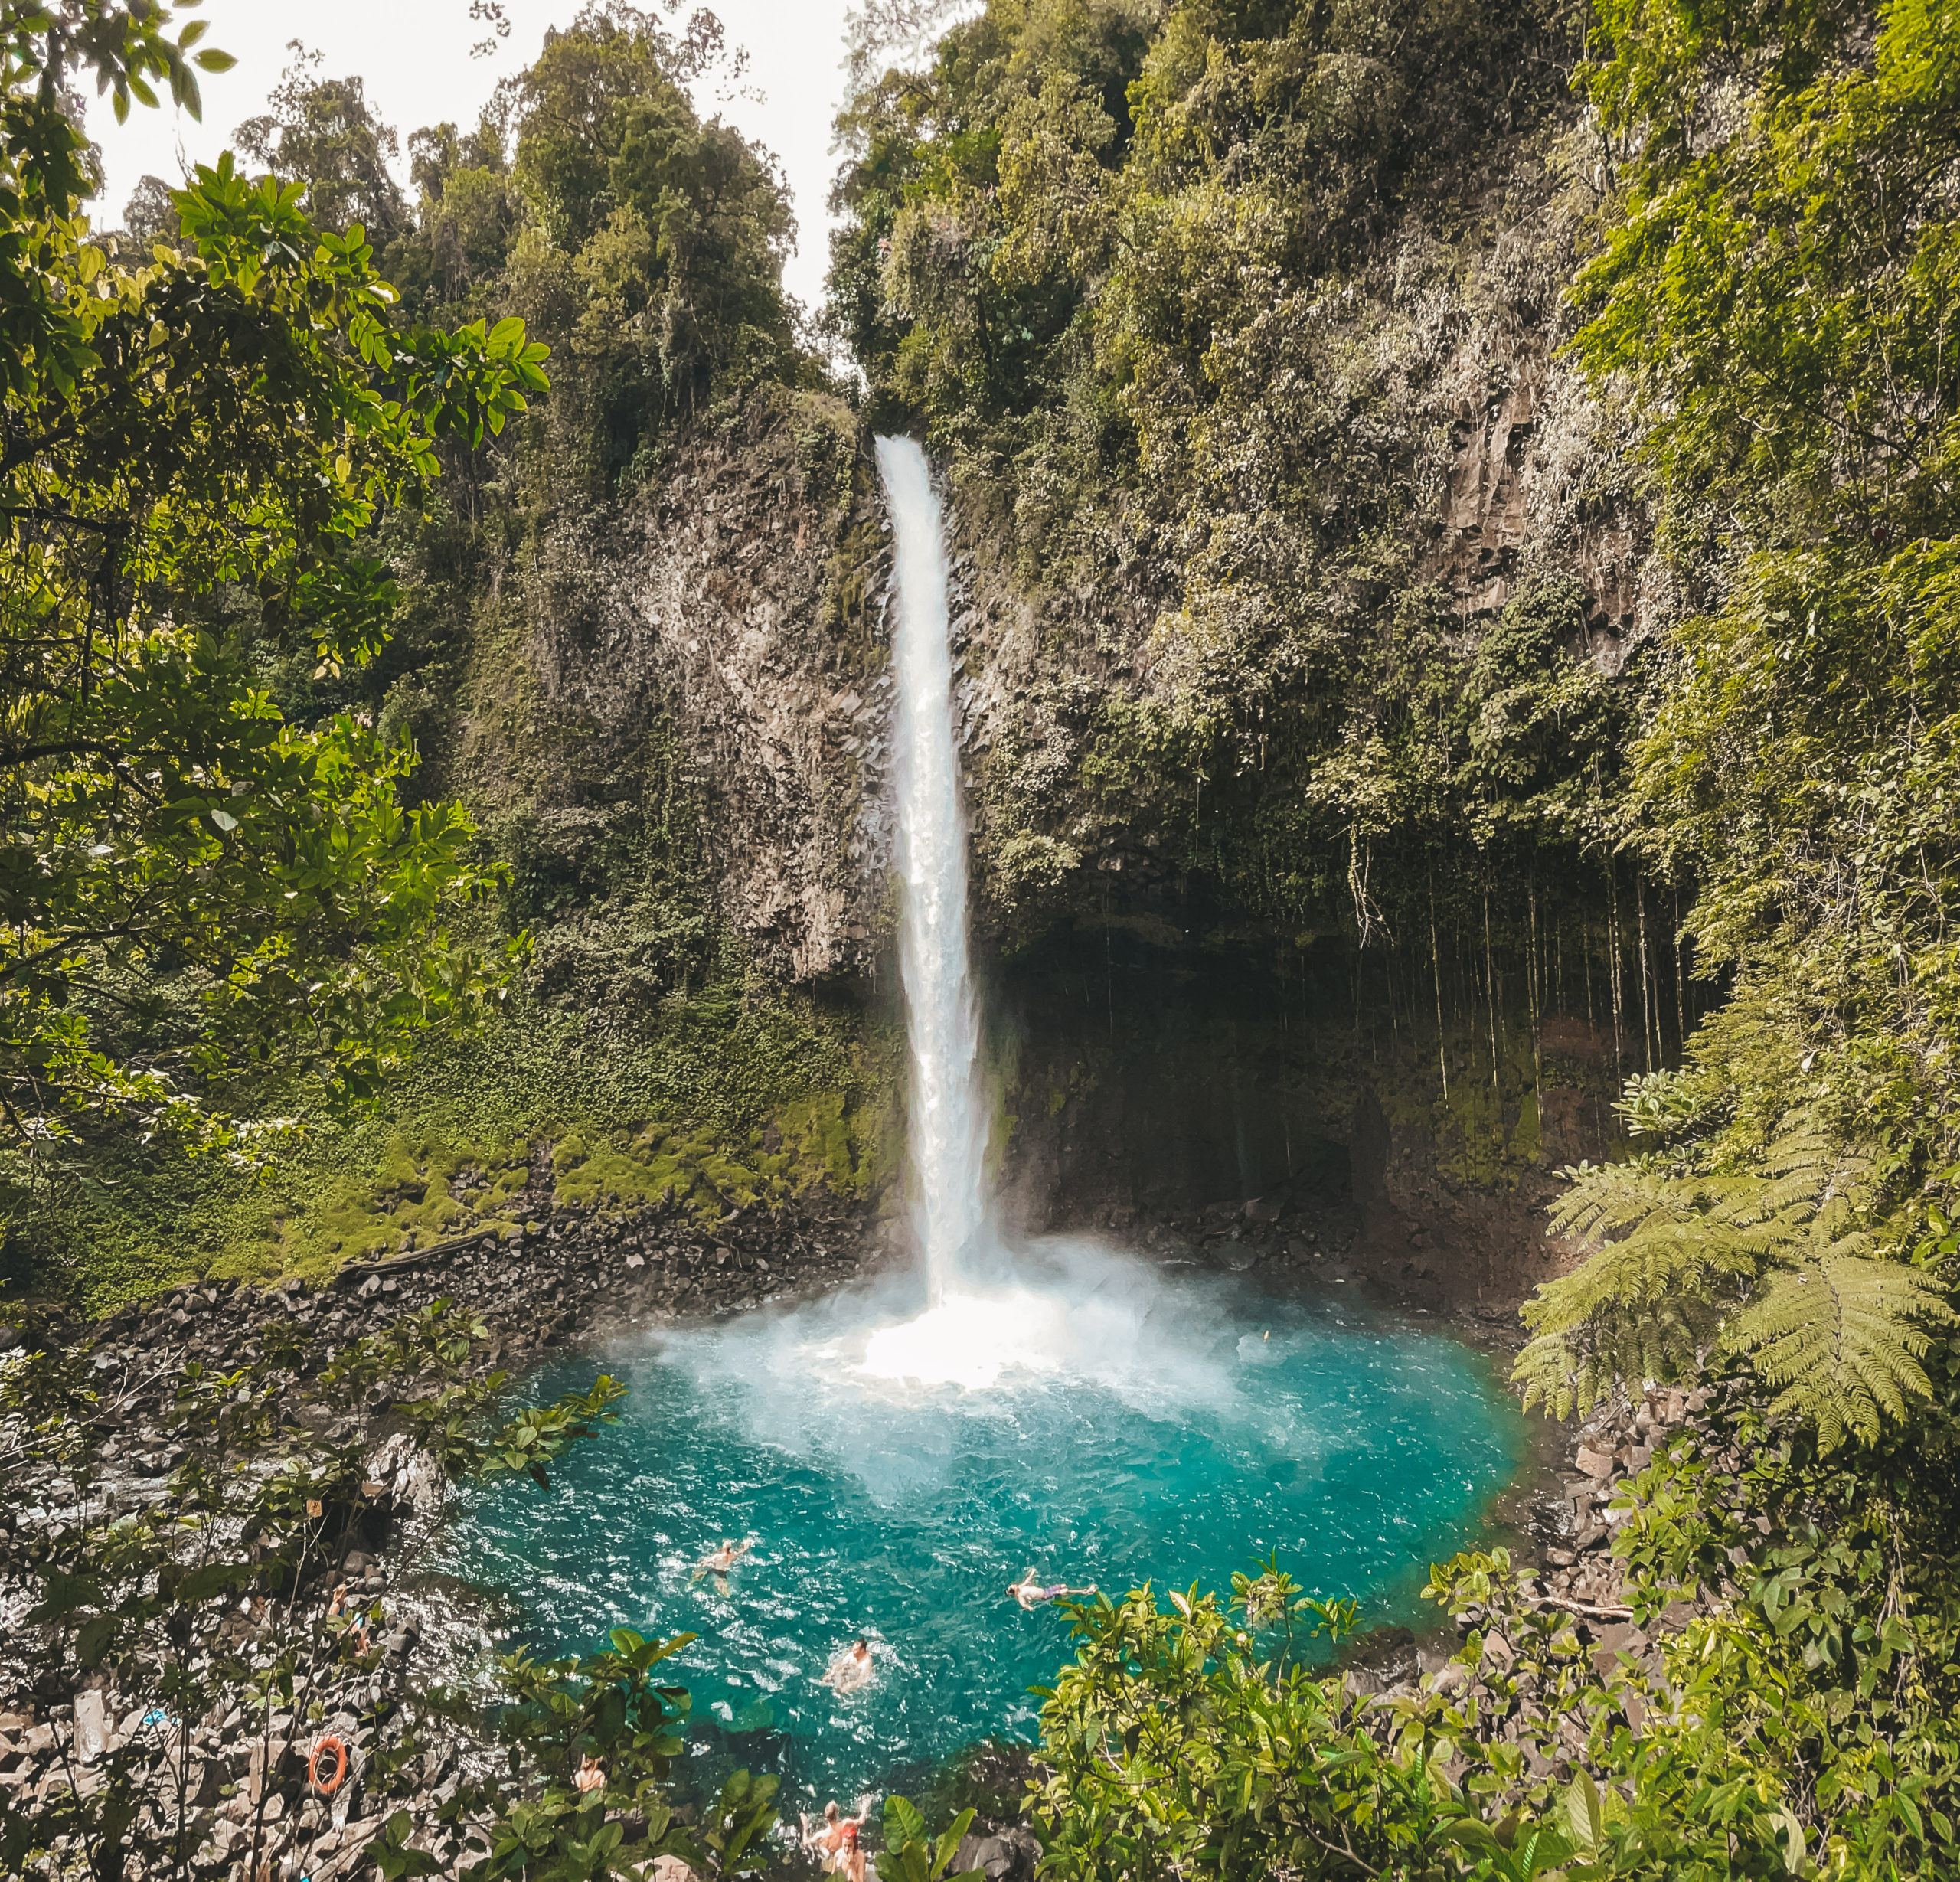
[[876, 436, 988, 1309]]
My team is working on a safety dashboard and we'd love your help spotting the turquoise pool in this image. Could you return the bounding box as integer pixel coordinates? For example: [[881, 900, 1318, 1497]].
[[430, 1240, 1525, 1804]]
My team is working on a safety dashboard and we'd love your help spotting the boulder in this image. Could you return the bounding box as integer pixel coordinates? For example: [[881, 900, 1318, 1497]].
[[646, 1857, 706, 1882], [952, 1828, 1040, 1882]]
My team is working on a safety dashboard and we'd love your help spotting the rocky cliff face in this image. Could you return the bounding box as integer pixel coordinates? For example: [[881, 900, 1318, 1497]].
[[439, 389, 900, 992], [430, 318, 1643, 1250], [1435, 345, 1646, 658]]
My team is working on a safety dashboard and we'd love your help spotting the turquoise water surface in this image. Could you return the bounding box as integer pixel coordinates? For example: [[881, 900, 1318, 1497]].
[[430, 1241, 1524, 1803]]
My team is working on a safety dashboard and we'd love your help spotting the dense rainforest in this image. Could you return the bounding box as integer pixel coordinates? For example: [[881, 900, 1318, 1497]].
[[3, 0, 1960, 1877]]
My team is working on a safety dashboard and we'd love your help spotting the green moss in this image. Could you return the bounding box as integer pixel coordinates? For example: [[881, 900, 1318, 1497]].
[[24, 975, 901, 1312], [261, 1133, 534, 1282]]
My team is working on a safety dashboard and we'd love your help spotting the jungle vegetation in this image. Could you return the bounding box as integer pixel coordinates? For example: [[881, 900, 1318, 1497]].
[[6, 0, 1960, 1877], [1, 2, 882, 1299], [835, 0, 1960, 1874]]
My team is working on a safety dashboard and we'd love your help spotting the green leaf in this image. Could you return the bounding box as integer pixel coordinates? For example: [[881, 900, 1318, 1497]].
[[76, 1614, 115, 1665]]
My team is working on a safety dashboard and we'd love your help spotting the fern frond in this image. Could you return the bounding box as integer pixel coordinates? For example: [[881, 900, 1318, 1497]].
[[1525, 1208, 1756, 1338], [1760, 1128, 1841, 1178], [1547, 1161, 1713, 1244], [1726, 1252, 1957, 1451], [1515, 1298, 1719, 1419], [1527, 1128, 1926, 1436]]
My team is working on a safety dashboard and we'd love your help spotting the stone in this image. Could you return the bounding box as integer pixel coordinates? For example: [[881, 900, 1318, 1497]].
[[73, 1691, 110, 1763], [647, 1857, 705, 1882], [163, 1753, 220, 1808], [1573, 1444, 1615, 1480], [952, 1828, 1040, 1882]]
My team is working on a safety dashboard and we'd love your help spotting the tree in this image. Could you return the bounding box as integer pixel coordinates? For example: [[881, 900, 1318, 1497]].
[[232, 39, 408, 244], [117, 171, 175, 245], [0, 3, 550, 1220], [394, 118, 519, 305], [511, 4, 740, 251], [1526, 0, 1960, 1436], [499, 5, 799, 479]]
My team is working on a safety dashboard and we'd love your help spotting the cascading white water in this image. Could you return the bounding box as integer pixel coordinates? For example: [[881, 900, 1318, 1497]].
[[859, 439, 1230, 1389], [876, 436, 988, 1305]]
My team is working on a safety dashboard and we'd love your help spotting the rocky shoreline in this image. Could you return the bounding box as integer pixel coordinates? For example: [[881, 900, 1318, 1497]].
[[0, 1186, 885, 1878], [2, 1179, 1664, 1879]]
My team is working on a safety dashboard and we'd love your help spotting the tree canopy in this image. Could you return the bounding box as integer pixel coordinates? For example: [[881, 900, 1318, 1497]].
[[0, 2, 549, 1224]]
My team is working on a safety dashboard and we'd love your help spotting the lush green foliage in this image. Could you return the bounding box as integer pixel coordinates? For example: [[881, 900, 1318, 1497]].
[[0, 7, 551, 1241], [5, 6, 884, 1296], [379, 3, 812, 490], [1028, 1397, 1960, 1878], [1519, 1130, 1956, 1441], [1517, 0, 1960, 1435], [832, 0, 1624, 942]]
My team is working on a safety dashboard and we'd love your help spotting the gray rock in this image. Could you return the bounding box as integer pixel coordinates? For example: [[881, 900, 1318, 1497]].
[[73, 1691, 109, 1763], [952, 1828, 1040, 1882]]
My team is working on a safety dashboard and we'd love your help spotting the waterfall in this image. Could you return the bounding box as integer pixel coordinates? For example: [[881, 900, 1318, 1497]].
[[876, 435, 988, 1303]]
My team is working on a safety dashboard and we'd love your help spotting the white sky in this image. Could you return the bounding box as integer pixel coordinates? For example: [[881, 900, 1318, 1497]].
[[83, 0, 857, 315]]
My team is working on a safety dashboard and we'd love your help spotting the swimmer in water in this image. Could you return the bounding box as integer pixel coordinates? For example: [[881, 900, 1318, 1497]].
[[801, 1799, 871, 1871], [819, 1637, 876, 1693], [1006, 1569, 1096, 1611], [693, 1536, 755, 1594]]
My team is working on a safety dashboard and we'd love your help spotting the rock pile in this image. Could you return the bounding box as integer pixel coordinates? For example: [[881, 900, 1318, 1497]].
[[0, 1182, 881, 1879], [1343, 1380, 1730, 1787]]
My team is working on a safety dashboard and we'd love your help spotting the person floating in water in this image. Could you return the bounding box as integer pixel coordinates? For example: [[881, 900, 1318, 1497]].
[[819, 1638, 876, 1692], [1006, 1568, 1096, 1610], [693, 1536, 755, 1595]]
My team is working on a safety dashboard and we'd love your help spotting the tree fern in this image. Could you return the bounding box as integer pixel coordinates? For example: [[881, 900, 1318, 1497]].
[[1727, 1195, 1956, 1449], [1517, 1132, 1955, 1446]]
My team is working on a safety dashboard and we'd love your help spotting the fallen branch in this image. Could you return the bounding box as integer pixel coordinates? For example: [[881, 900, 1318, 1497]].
[[1530, 1593, 1636, 1622]]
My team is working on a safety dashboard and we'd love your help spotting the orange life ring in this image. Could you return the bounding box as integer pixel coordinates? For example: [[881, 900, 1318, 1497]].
[[308, 1734, 348, 1797]]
